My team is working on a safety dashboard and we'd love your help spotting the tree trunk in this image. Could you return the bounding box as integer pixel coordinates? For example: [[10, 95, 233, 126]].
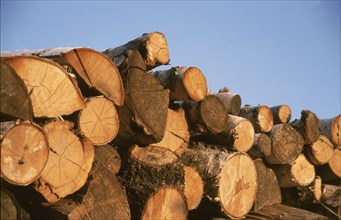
[[247, 133, 272, 159], [121, 145, 188, 219], [150, 66, 207, 102], [183, 94, 229, 135], [319, 115, 341, 147], [304, 135, 335, 165], [114, 50, 169, 147], [2, 48, 124, 106], [35, 120, 94, 203], [265, 124, 304, 164], [0, 60, 33, 120], [215, 91, 241, 115], [2, 56, 86, 118], [270, 104, 292, 124], [103, 32, 170, 71], [1, 121, 49, 186], [239, 105, 274, 133], [271, 154, 315, 188], [151, 108, 189, 156], [252, 159, 282, 212], [1, 188, 30, 220], [315, 148, 341, 182], [290, 110, 321, 144], [180, 142, 257, 219], [78, 96, 119, 145]]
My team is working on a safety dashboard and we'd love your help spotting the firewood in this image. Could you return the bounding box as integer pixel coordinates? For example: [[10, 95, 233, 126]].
[[320, 184, 341, 217], [253, 159, 282, 212], [35, 120, 94, 203], [121, 145, 189, 219], [215, 91, 242, 115], [183, 166, 204, 210], [2, 56, 86, 118], [240, 105, 274, 133], [316, 148, 341, 182], [1, 121, 49, 186], [94, 144, 121, 175], [305, 135, 335, 165], [271, 154, 315, 188], [150, 66, 207, 101], [183, 94, 229, 135], [78, 96, 119, 145], [319, 115, 341, 147], [180, 142, 257, 219], [1, 188, 30, 220], [114, 50, 169, 147], [247, 133, 272, 159], [265, 124, 304, 164], [2, 48, 124, 106], [0, 60, 33, 120], [270, 104, 292, 124], [290, 110, 321, 144], [151, 108, 189, 156], [103, 32, 170, 71]]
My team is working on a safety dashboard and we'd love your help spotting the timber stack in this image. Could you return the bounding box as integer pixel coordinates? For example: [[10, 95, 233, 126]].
[[1, 32, 340, 220]]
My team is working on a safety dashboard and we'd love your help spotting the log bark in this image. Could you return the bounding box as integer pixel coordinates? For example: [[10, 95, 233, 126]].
[[0, 60, 33, 120], [205, 115, 255, 152], [183, 94, 229, 135], [305, 135, 335, 165], [150, 66, 207, 102], [114, 50, 169, 147], [270, 104, 292, 124], [315, 148, 341, 182], [151, 108, 189, 156], [1, 121, 49, 186], [2, 56, 86, 118], [320, 184, 341, 217], [1, 188, 30, 220], [290, 109, 321, 144], [2, 48, 124, 106], [78, 96, 119, 145], [35, 120, 94, 203], [252, 159, 282, 212], [180, 142, 257, 219], [103, 32, 170, 71], [247, 133, 272, 159], [239, 105, 274, 133], [94, 144, 121, 175], [265, 124, 304, 164], [121, 145, 188, 219], [319, 115, 341, 147], [215, 91, 241, 115], [271, 154, 315, 188]]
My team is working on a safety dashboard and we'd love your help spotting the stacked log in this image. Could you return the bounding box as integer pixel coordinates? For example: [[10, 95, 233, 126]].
[[1, 31, 339, 220]]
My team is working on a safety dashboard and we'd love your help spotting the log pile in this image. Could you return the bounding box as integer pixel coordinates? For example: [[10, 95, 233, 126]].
[[1, 32, 340, 220]]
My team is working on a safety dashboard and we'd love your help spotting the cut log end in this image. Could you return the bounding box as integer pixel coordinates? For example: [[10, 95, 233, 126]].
[[130, 145, 178, 167], [329, 148, 341, 178], [271, 105, 292, 124], [257, 105, 274, 133], [141, 187, 188, 220], [145, 32, 170, 67], [231, 117, 255, 152], [290, 154, 315, 187], [184, 166, 203, 210], [303, 110, 321, 144], [215, 92, 242, 115], [306, 135, 334, 165], [219, 153, 257, 218], [1, 122, 49, 186], [78, 97, 119, 145], [182, 67, 207, 102], [331, 115, 341, 146]]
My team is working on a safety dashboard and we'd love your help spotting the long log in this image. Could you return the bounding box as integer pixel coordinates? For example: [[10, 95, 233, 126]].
[[1, 188, 30, 220], [2, 56, 86, 118], [290, 109, 321, 144], [239, 105, 274, 133], [0, 60, 33, 120], [265, 124, 304, 164], [103, 32, 170, 71], [150, 66, 207, 102], [35, 120, 94, 203], [114, 50, 169, 147], [2, 48, 124, 106], [319, 115, 341, 147], [1, 121, 49, 186], [305, 135, 335, 165], [270, 104, 292, 124], [180, 142, 257, 219], [247, 133, 272, 159], [78, 96, 119, 145]]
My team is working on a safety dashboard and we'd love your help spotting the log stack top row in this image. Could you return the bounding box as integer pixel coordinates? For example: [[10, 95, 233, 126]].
[[1, 31, 340, 220]]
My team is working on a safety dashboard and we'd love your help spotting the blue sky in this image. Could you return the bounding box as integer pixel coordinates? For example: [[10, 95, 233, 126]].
[[1, 1, 340, 120]]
